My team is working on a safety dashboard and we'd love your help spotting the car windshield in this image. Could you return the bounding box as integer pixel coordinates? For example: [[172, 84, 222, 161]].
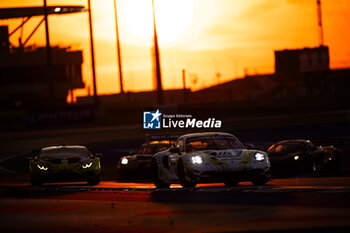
[[39, 147, 92, 159], [153, 144, 169, 153], [186, 135, 244, 152], [138, 144, 169, 154], [273, 143, 307, 154]]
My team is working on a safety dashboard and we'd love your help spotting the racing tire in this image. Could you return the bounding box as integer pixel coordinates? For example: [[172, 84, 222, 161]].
[[303, 154, 317, 173], [116, 170, 127, 181], [224, 179, 240, 186], [328, 152, 342, 173], [87, 177, 100, 185], [177, 160, 197, 188], [252, 175, 269, 186], [151, 159, 170, 189], [30, 177, 42, 186]]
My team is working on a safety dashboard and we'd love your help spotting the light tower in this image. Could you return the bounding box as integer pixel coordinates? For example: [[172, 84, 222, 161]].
[[316, 0, 324, 46], [152, 0, 164, 105], [87, 0, 98, 105], [114, 0, 124, 94]]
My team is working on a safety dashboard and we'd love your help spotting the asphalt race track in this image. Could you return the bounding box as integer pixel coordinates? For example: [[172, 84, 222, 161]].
[[1, 177, 350, 233], [0, 117, 349, 233]]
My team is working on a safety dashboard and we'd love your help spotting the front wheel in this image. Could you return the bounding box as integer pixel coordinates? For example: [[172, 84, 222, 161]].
[[252, 174, 269, 186], [116, 169, 127, 181], [328, 151, 342, 172], [87, 177, 100, 185], [30, 177, 42, 186], [151, 159, 170, 188], [177, 160, 197, 188], [224, 179, 240, 186]]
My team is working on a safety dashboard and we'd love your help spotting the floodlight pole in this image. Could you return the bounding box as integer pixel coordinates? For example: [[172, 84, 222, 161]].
[[43, 0, 54, 101], [152, 0, 164, 105], [317, 0, 324, 46], [114, 0, 124, 94], [87, 0, 98, 105], [182, 69, 187, 104]]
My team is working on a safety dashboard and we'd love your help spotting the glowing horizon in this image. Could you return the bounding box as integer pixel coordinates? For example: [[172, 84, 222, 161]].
[[1, 0, 350, 97]]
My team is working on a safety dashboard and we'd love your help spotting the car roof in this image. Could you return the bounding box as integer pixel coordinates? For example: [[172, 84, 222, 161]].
[[141, 142, 170, 147], [276, 139, 311, 145], [41, 145, 87, 151], [178, 132, 235, 140]]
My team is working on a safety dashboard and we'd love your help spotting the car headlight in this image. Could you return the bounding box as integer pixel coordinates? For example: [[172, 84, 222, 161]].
[[294, 155, 299, 160], [37, 164, 48, 170], [254, 152, 265, 161], [121, 157, 128, 165], [82, 162, 93, 169], [191, 155, 203, 164]]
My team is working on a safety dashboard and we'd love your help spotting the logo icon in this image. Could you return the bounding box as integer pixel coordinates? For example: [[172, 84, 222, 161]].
[[143, 109, 162, 129]]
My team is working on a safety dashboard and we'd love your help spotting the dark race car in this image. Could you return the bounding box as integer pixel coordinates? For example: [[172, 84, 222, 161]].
[[267, 139, 342, 174], [116, 139, 172, 180], [29, 145, 102, 186]]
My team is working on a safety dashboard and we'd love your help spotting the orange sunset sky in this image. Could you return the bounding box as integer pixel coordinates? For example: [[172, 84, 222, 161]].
[[1, 0, 350, 97]]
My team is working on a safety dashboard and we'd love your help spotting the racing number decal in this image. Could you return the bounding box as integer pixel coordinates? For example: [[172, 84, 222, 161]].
[[239, 151, 254, 169], [199, 152, 227, 168]]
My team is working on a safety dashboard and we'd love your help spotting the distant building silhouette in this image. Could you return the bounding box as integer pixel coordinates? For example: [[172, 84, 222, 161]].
[[0, 25, 84, 107], [192, 46, 349, 106], [0, 6, 86, 108], [275, 46, 329, 79]]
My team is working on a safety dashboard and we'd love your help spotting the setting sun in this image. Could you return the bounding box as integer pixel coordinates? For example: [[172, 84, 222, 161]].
[[118, 0, 194, 45]]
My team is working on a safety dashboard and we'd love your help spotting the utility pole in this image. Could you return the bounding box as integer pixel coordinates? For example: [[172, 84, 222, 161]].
[[114, 0, 124, 94], [43, 0, 54, 102], [87, 0, 98, 105], [182, 69, 187, 104], [317, 0, 324, 46], [152, 0, 164, 105]]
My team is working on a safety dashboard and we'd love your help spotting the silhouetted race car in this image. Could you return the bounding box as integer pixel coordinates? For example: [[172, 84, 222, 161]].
[[151, 132, 271, 188], [116, 136, 175, 180], [29, 145, 101, 186], [267, 139, 342, 174]]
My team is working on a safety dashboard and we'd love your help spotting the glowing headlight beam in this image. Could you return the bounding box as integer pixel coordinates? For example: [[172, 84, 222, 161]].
[[37, 164, 48, 170], [294, 155, 299, 160], [121, 157, 128, 165], [191, 155, 203, 164], [255, 153, 265, 161], [82, 162, 92, 169]]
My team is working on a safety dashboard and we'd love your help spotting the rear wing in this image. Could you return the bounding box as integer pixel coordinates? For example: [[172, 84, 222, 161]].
[[145, 133, 180, 145]]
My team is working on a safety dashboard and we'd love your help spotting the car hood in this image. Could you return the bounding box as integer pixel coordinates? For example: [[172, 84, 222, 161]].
[[188, 149, 246, 160], [268, 151, 301, 162], [40, 155, 91, 164]]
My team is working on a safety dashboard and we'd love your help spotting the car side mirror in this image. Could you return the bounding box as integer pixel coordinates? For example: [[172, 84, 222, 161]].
[[27, 156, 34, 161], [95, 153, 103, 158], [169, 147, 181, 154]]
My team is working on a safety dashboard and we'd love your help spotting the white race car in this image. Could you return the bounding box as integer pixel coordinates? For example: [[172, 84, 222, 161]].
[[151, 132, 271, 188]]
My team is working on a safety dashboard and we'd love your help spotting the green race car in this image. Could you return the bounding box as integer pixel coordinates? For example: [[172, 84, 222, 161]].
[[29, 145, 101, 186]]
